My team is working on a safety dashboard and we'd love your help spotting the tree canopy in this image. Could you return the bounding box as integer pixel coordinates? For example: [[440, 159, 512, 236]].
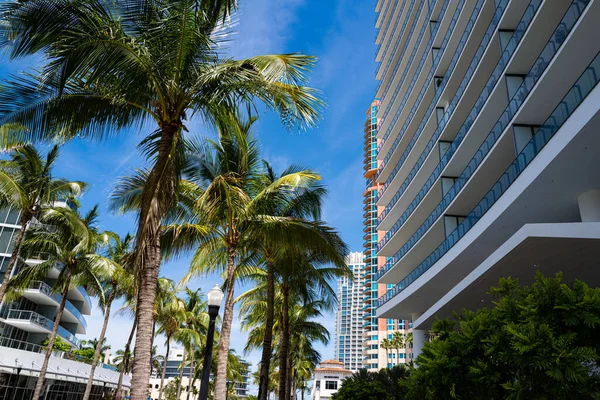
[[405, 272, 600, 399]]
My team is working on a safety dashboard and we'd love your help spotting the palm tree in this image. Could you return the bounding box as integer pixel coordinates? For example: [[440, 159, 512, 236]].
[[156, 293, 185, 400], [0, 144, 86, 305], [248, 162, 346, 400], [83, 234, 135, 400], [0, 3, 323, 397], [7, 205, 112, 400], [115, 276, 178, 400], [391, 332, 405, 366], [160, 114, 346, 398], [81, 338, 111, 355], [381, 338, 391, 368]]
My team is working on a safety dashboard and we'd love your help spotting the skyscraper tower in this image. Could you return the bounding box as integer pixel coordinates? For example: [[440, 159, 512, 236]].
[[373, 0, 600, 360], [362, 101, 411, 370], [334, 252, 364, 371]]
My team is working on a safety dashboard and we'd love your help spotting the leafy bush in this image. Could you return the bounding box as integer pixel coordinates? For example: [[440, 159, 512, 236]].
[[41, 336, 71, 352], [332, 366, 409, 400], [405, 273, 600, 399]]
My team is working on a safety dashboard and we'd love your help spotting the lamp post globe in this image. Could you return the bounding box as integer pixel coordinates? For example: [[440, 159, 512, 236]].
[[199, 284, 224, 400]]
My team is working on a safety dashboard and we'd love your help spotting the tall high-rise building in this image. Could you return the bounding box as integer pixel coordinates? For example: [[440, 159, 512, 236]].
[[361, 102, 411, 371], [0, 203, 128, 398], [373, 0, 600, 360], [334, 252, 364, 371]]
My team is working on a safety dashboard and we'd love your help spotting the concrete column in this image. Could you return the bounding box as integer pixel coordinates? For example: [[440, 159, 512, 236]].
[[411, 313, 426, 361], [578, 190, 600, 222]]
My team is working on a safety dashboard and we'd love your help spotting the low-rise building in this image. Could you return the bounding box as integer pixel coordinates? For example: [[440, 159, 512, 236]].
[[310, 360, 352, 400]]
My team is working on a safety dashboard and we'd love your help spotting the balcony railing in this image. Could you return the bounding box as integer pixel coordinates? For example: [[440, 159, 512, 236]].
[[378, 0, 508, 199], [379, 0, 454, 120], [6, 309, 80, 348], [375, 0, 415, 77], [378, 0, 588, 276], [378, 48, 600, 308], [378, 0, 544, 246], [28, 281, 87, 329]]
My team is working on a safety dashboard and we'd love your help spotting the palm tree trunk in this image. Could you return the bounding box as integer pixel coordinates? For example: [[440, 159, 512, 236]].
[[158, 339, 171, 400], [258, 260, 275, 400], [130, 123, 178, 399], [83, 286, 116, 400], [32, 272, 71, 400], [176, 347, 187, 399], [285, 357, 292, 400], [116, 318, 137, 400], [214, 246, 236, 400], [186, 351, 194, 400], [278, 282, 290, 400], [130, 234, 161, 400], [0, 216, 28, 305]]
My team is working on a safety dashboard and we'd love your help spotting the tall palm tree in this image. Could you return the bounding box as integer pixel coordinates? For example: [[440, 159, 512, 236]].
[[0, 3, 323, 397], [114, 275, 177, 400], [155, 292, 185, 400], [7, 205, 112, 400], [391, 331, 405, 366], [248, 162, 346, 400], [381, 338, 391, 368], [0, 144, 86, 304], [83, 234, 135, 400], [160, 114, 344, 399]]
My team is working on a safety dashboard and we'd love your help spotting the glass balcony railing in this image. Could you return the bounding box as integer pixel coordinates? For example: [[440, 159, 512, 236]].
[[378, 0, 439, 99], [377, 0, 508, 198], [378, 0, 542, 243], [6, 309, 81, 348], [378, 45, 600, 309], [374, 0, 403, 58], [377, 0, 588, 273], [28, 281, 87, 329], [375, 0, 418, 78]]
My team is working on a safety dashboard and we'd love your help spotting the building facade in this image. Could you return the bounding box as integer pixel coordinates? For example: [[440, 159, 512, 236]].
[[334, 252, 364, 371], [362, 101, 412, 370], [310, 360, 352, 400], [151, 349, 250, 399], [373, 0, 600, 359], [0, 203, 129, 397]]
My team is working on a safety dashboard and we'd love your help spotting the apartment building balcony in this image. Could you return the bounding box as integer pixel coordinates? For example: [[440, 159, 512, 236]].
[[5, 309, 80, 348], [22, 281, 87, 334], [378, 41, 600, 323], [377, 0, 598, 284]]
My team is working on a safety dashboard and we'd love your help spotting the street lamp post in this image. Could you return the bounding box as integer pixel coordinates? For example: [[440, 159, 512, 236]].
[[198, 284, 224, 400]]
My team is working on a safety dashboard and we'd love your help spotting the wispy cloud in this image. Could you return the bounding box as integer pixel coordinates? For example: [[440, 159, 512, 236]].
[[228, 0, 306, 58]]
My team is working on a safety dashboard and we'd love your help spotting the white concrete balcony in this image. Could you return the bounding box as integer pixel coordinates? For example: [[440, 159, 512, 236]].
[[378, 54, 600, 320], [377, 0, 598, 283]]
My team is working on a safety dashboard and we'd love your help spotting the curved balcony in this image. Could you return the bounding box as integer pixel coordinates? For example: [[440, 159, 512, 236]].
[[378, 0, 543, 242], [375, 0, 403, 59], [6, 309, 80, 348], [379, 41, 600, 308], [377, 0, 509, 202], [23, 281, 87, 333], [377, 0, 590, 279], [376, 0, 418, 82], [379, 0, 456, 140]]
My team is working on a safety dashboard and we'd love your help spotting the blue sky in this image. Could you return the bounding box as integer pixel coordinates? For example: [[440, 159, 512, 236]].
[[0, 0, 377, 385]]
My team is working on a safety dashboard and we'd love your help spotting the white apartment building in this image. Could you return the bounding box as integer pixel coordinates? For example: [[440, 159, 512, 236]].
[[0, 203, 129, 398], [373, 0, 600, 359], [310, 360, 352, 400], [334, 252, 365, 371]]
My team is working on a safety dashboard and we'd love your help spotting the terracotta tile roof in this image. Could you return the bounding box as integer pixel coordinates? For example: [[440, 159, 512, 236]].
[[314, 367, 353, 374], [320, 359, 344, 365]]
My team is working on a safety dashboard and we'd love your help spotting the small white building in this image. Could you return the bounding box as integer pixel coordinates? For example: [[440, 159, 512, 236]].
[[310, 359, 352, 400]]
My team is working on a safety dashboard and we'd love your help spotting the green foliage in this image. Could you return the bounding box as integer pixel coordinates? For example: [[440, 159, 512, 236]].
[[41, 336, 71, 352], [73, 348, 96, 362], [162, 379, 179, 400], [405, 273, 600, 399], [332, 366, 409, 400]]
